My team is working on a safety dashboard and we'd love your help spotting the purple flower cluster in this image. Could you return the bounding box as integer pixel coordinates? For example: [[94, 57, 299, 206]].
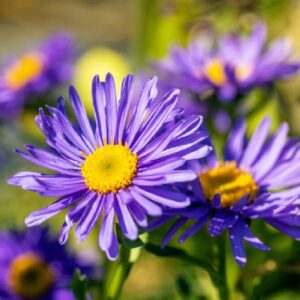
[[5, 23, 300, 270], [8, 72, 300, 266], [0, 227, 90, 300], [0, 33, 76, 121], [8, 74, 211, 260]]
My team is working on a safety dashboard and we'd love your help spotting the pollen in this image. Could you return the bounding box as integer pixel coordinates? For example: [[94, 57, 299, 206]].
[[199, 161, 258, 208], [5, 53, 44, 90], [204, 58, 226, 86], [81, 144, 138, 194], [9, 253, 54, 298]]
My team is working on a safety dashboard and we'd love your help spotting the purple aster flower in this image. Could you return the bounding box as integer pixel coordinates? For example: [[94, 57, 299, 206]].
[[0, 32, 76, 121], [0, 226, 90, 300], [155, 41, 233, 102], [220, 23, 300, 91], [155, 22, 299, 105], [8, 73, 211, 260], [150, 117, 300, 266]]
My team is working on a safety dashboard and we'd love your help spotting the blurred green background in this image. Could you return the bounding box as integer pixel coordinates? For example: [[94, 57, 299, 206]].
[[2, 1, 300, 299]]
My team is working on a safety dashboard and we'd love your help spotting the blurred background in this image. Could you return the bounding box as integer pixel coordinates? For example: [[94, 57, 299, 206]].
[[1, 1, 300, 299]]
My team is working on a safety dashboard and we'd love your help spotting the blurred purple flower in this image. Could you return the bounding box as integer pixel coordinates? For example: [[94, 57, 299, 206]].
[[155, 22, 300, 106], [8, 73, 211, 260], [0, 33, 76, 121], [150, 117, 300, 266], [0, 227, 90, 299], [221, 23, 299, 92]]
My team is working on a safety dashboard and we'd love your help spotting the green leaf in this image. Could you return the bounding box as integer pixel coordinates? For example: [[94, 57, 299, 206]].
[[176, 274, 192, 298], [71, 269, 88, 300], [116, 224, 145, 250], [122, 236, 144, 249], [144, 243, 221, 286], [176, 268, 210, 300]]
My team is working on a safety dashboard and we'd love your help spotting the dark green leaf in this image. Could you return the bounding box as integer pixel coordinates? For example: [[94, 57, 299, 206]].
[[71, 269, 88, 300], [116, 224, 145, 249], [176, 274, 192, 298], [144, 243, 221, 286]]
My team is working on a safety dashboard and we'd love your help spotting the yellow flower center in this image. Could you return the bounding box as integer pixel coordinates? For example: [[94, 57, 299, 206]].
[[204, 58, 226, 86], [199, 161, 258, 208], [5, 53, 44, 90], [235, 63, 252, 81], [9, 253, 54, 299], [81, 144, 138, 194]]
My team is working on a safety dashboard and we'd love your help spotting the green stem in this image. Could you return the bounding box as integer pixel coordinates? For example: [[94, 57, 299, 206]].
[[103, 246, 133, 300], [217, 234, 229, 300]]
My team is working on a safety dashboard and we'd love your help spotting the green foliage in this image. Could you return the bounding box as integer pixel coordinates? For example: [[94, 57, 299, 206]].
[[72, 269, 88, 300]]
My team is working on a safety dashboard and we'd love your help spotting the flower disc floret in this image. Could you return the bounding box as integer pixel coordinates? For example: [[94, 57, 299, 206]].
[[5, 53, 44, 90], [81, 144, 138, 194], [199, 161, 258, 207], [204, 58, 227, 86], [9, 253, 54, 299]]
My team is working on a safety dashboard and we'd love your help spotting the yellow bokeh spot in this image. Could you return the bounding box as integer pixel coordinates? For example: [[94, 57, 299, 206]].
[[74, 47, 130, 114], [204, 58, 226, 86], [81, 144, 138, 194], [199, 161, 258, 208], [5, 53, 44, 90], [9, 253, 54, 298]]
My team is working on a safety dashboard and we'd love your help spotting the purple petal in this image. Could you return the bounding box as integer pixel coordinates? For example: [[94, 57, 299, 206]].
[[115, 193, 138, 240], [161, 218, 187, 248], [47, 106, 92, 154], [92, 75, 107, 145], [116, 75, 134, 143], [241, 221, 270, 251], [208, 211, 238, 237], [131, 89, 179, 152], [99, 204, 115, 252], [25, 191, 84, 226], [229, 222, 247, 267], [106, 231, 119, 261], [126, 77, 158, 145], [134, 186, 190, 209], [129, 187, 163, 216], [75, 195, 103, 242], [178, 214, 210, 243], [224, 118, 246, 161], [253, 123, 288, 181], [128, 201, 148, 227], [104, 73, 118, 140], [138, 157, 186, 176], [69, 86, 95, 146], [240, 117, 270, 167], [266, 218, 300, 240]]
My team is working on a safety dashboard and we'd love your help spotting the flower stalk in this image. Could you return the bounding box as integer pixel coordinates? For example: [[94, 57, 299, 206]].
[[217, 234, 229, 300]]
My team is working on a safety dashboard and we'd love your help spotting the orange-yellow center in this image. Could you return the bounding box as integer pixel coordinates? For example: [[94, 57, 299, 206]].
[[199, 161, 258, 207], [204, 58, 226, 86], [81, 144, 138, 194], [5, 53, 44, 90], [9, 253, 54, 299]]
